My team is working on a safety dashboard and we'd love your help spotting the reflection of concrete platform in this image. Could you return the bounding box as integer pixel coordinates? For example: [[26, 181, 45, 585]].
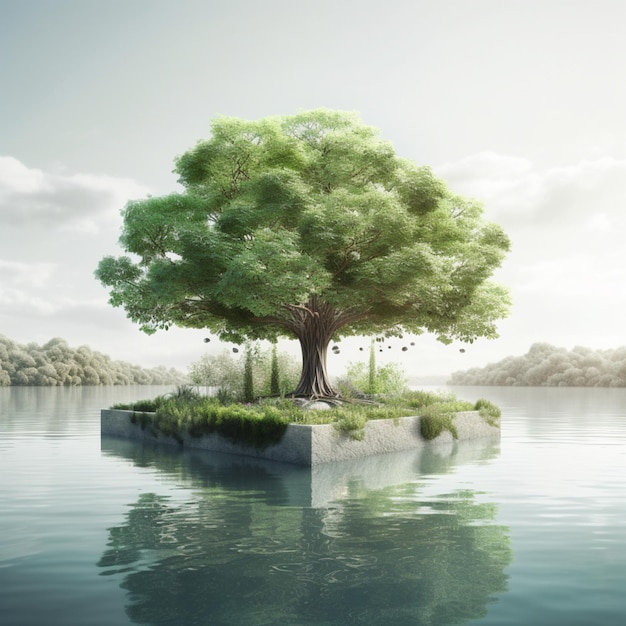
[[100, 434, 500, 508], [101, 409, 499, 467]]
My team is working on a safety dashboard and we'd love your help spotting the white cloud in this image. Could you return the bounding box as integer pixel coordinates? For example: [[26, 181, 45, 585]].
[[0, 259, 56, 288], [585, 212, 611, 233], [438, 151, 533, 185], [0, 261, 105, 319], [0, 157, 152, 319], [0, 156, 150, 233], [0, 158, 157, 362], [515, 253, 626, 300], [436, 152, 626, 258], [0, 288, 59, 316], [0, 156, 49, 193]]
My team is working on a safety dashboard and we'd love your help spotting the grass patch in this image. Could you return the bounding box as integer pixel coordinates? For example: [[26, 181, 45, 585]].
[[333, 408, 368, 440], [112, 387, 500, 446], [151, 398, 289, 448], [113, 399, 162, 412]]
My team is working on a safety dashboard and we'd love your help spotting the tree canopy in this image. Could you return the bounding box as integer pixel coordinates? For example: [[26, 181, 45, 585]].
[[96, 109, 510, 397]]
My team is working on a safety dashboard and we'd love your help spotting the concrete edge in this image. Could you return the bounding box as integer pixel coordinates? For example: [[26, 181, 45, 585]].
[[101, 409, 500, 466]]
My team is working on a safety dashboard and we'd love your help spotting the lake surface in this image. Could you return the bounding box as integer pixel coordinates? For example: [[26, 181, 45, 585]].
[[1, 385, 625, 625]]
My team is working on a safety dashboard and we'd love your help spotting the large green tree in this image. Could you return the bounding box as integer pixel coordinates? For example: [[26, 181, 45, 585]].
[[96, 109, 510, 397]]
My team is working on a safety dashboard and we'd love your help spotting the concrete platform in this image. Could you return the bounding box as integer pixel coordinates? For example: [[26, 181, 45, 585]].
[[101, 409, 500, 466]]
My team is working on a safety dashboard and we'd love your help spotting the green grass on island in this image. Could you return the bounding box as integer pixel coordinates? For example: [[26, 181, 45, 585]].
[[111, 387, 501, 447]]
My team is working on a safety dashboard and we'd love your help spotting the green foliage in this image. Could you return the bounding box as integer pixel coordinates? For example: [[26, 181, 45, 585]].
[[96, 109, 511, 397], [0, 335, 186, 386], [333, 407, 367, 440], [401, 389, 457, 409], [112, 385, 199, 412], [340, 360, 409, 396], [170, 384, 202, 402], [113, 399, 161, 412], [368, 339, 376, 393], [269, 344, 280, 396], [243, 345, 255, 403], [129, 411, 159, 437], [188, 350, 243, 400], [143, 397, 290, 448], [419, 412, 452, 441], [411, 395, 475, 440], [419, 405, 458, 440], [474, 398, 502, 426], [188, 346, 300, 401]]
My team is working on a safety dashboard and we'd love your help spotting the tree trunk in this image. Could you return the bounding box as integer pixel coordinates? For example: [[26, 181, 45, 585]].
[[290, 298, 341, 398], [293, 330, 336, 398]]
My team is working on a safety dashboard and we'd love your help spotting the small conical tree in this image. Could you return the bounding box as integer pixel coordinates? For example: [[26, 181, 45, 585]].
[[270, 343, 280, 396], [368, 338, 376, 394], [243, 344, 254, 403]]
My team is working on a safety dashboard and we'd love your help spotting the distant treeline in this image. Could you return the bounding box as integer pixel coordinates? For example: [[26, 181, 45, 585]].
[[449, 342, 626, 387], [0, 336, 187, 386]]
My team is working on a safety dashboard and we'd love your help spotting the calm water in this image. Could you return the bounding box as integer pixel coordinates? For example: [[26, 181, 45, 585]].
[[1, 385, 625, 625]]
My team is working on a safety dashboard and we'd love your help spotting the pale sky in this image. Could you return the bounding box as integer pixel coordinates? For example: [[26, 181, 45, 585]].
[[2, 0, 626, 379]]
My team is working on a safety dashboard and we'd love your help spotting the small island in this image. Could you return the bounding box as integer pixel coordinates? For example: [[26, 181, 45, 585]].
[[101, 387, 501, 466], [97, 109, 509, 465]]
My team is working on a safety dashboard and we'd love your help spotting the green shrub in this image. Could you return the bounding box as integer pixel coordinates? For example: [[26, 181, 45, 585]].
[[270, 345, 280, 395], [474, 398, 501, 426], [188, 346, 301, 401], [418, 400, 473, 440], [112, 398, 163, 412], [111, 385, 199, 412], [170, 384, 202, 403], [140, 397, 290, 448], [401, 389, 457, 409], [333, 407, 367, 440], [419, 405, 458, 440], [341, 361, 409, 396], [354, 404, 406, 420], [259, 398, 306, 423], [243, 347, 255, 403], [129, 411, 153, 431]]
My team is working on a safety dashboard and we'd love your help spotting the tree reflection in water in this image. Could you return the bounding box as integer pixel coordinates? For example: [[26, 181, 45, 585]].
[[98, 440, 511, 625]]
